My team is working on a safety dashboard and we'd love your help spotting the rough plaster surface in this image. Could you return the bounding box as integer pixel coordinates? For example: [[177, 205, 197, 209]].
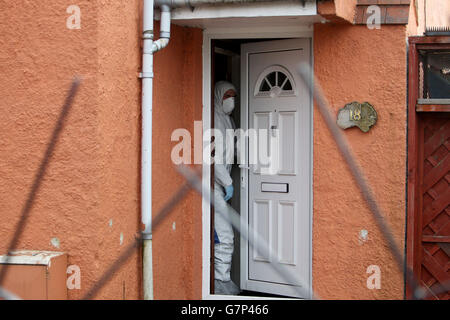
[[318, 0, 357, 23], [313, 24, 407, 299], [407, 0, 450, 36]]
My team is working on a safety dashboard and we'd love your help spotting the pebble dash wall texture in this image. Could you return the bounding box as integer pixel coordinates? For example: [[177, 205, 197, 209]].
[[0, 0, 203, 299], [313, 23, 407, 299]]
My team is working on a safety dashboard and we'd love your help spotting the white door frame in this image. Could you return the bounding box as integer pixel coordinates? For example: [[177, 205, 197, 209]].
[[201, 25, 314, 300]]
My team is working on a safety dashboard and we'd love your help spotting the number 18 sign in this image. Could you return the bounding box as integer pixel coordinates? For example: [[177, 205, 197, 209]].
[[337, 101, 378, 133]]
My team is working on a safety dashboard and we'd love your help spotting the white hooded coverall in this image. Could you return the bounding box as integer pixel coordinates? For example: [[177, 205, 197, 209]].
[[213, 81, 239, 294]]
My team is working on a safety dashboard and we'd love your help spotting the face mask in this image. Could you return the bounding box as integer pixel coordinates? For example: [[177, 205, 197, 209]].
[[223, 97, 235, 115]]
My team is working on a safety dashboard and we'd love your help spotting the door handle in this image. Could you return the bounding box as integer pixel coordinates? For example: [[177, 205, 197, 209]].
[[270, 125, 278, 137], [239, 164, 251, 170]]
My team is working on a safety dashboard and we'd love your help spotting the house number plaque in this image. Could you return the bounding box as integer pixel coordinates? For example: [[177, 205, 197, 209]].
[[337, 101, 377, 133]]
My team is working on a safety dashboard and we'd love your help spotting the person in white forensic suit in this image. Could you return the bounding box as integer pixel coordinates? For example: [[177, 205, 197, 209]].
[[213, 80, 240, 295]]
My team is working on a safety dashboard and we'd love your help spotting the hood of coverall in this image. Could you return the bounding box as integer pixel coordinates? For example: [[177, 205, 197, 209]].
[[214, 81, 237, 116]]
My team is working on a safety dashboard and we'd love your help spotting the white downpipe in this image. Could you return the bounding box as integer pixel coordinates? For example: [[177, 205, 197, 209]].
[[141, 0, 155, 301], [141, 0, 171, 300]]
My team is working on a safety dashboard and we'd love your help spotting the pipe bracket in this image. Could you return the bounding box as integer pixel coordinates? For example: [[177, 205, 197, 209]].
[[143, 30, 154, 39], [141, 232, 153, 240], [139, 72, 154, 79]]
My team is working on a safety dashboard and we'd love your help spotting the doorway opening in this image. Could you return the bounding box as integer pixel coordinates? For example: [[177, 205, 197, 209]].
[[209, 36, 313, 299]]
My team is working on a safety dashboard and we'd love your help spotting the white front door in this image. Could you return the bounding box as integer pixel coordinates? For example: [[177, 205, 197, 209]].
[[240, 38, 312, 298]]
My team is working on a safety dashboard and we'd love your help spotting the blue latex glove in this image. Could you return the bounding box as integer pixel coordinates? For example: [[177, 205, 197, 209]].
[[224, 184, 234, 201], [214, 229, 220, 244]]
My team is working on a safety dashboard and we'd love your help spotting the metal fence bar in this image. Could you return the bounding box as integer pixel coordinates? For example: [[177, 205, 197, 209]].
[[176, 165, 320, 300], [0, 78, 81, 287], [296, 63, 423, 298]]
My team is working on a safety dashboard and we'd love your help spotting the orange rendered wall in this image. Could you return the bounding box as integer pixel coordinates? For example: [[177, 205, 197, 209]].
[[0, 1, 203, 300], [152, 22, 203, 300], [313, 23, 407, 299]]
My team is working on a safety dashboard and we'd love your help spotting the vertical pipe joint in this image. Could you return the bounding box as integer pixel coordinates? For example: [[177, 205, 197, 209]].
[[159, 4, 171, 39], [152, 5, 171, 53]]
